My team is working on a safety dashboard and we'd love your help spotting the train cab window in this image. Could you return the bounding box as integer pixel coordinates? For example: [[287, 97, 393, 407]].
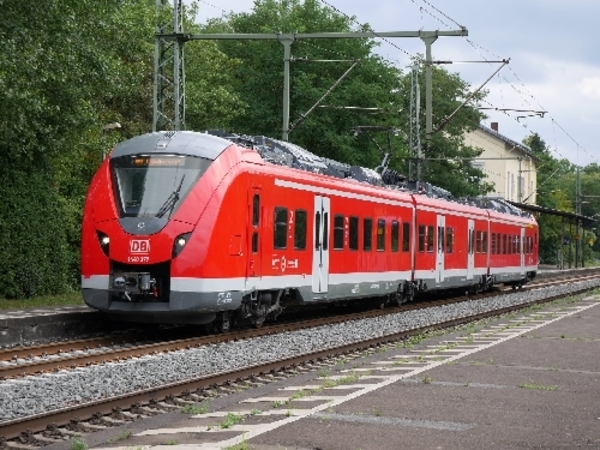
[[252, 194, 260, 226], [294, 209, 307, 250], [418, 225, 426, 253], [391, 221, 399, 252], [446, 227, 454, 253], [402, 223, 410, 252], [334, 215, 344, 250], [377, 219, 386, 251], [427, 225, 434, 253], [274, 207, 288, 249], [349, 216, 359, 251], [363, 218, 373, 251], [483, 231, 488, 254]]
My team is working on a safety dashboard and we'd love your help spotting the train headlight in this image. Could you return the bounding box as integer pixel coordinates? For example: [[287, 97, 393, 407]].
[[96, 231, 110, 257], [172, 232, 192, 258]]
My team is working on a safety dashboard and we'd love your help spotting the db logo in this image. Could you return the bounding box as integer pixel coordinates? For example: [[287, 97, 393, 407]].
[[130, 239, 150, 254]]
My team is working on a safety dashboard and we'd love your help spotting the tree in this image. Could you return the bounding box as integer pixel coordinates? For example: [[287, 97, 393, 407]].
[[200, 0, 489, 196]]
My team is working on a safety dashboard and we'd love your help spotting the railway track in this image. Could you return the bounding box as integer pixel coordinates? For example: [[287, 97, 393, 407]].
[[0, 271, 591, 380], [0, 272, 598, 447]]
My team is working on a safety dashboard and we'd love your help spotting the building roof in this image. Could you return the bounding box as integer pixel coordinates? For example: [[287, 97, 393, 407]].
[[478, 124, 534, 158], [507, 200, 597, 228]]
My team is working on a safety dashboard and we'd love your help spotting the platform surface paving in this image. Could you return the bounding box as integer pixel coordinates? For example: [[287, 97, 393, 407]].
[[42, 293, 600, 450]]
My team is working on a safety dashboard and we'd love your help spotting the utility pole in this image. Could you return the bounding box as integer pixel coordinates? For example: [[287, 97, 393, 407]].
[[153, 0, 186, 132], [153, 2, 468, 138], [409, 63, 421, 182], [576, 166, 581, 268]]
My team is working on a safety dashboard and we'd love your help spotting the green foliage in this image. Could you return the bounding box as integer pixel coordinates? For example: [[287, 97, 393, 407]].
[[202, 1, 488, 196], [0, 164, 73, 298]]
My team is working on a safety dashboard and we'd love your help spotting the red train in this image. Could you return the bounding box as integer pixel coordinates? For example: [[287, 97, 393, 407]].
[[81, 130, 538, 329]]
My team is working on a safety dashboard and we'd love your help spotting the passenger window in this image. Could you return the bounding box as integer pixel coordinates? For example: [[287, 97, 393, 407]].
[[334, 215, 344, 250], [377, 219, 385, 251], [294, 209, 307, 250], [274, 207, 288, 249], [446, 227, 453, 254], [252, 194, 260, 226], [349, 216, 359, 251], [391, 221, 399, 252], [323, 212, 329, 250], [418, 225, 426, 253], [315, 212, 321, 250], [402, 223, 410, 252], [363, 218, 373, 251], [252, 232, 258, 253], [427, 225, 434, 253]]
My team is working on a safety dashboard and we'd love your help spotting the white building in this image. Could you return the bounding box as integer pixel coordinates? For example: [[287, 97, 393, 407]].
[[464, 122, 537, 204]]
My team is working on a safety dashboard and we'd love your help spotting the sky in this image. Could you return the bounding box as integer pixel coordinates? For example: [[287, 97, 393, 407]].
[[191, 0, 600, 167]]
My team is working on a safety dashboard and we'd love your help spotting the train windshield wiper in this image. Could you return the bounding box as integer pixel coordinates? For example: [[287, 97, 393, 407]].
[[155, 174, 185, 219]]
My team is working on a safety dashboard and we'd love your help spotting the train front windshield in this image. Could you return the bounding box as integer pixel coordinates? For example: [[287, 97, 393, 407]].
[[111, 154, 212, 218]]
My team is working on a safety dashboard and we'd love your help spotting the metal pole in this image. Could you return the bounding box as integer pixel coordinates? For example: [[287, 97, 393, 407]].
[[281, 37, 293, 141], [421, 35, 437, 182], [517, 157, 523, 203]]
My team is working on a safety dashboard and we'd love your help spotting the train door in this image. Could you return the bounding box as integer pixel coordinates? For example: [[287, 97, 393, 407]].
[[312, 196, 330, 294], [520, 227, 526, 275], [467, 219, 474, 280], [436, 215, 445, 283], [247, 188, 262, 278]]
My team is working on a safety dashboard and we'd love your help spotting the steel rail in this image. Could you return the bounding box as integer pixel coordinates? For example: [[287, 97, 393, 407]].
[[1, 283, 596, 442]]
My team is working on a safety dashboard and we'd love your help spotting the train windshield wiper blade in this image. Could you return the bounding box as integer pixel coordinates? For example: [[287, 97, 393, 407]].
[[155, 174, 185, 219]]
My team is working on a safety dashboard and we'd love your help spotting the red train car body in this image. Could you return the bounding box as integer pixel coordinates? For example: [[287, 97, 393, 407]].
[[81, 131, 538, 327]]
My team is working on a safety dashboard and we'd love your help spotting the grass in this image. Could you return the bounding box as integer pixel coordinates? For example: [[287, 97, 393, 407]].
[[180, 401, 210, 415], [519, 382, 558, 391], [106, 430, 133, 443], [220, 412, 243, 429], [0, 292, 84, 310], [70, 436, 88, 450]]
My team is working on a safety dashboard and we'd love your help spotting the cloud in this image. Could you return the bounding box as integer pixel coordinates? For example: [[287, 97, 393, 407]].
[[580, 77, 600, 99]]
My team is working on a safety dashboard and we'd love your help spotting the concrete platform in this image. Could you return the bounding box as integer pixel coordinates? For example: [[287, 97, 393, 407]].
[[246, 295, 600, 450], [53, 293, 600, 450], [0, 305, 113, 347]]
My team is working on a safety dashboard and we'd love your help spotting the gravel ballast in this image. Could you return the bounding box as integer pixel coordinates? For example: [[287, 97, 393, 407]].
[[1, 280, 599, 423]]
